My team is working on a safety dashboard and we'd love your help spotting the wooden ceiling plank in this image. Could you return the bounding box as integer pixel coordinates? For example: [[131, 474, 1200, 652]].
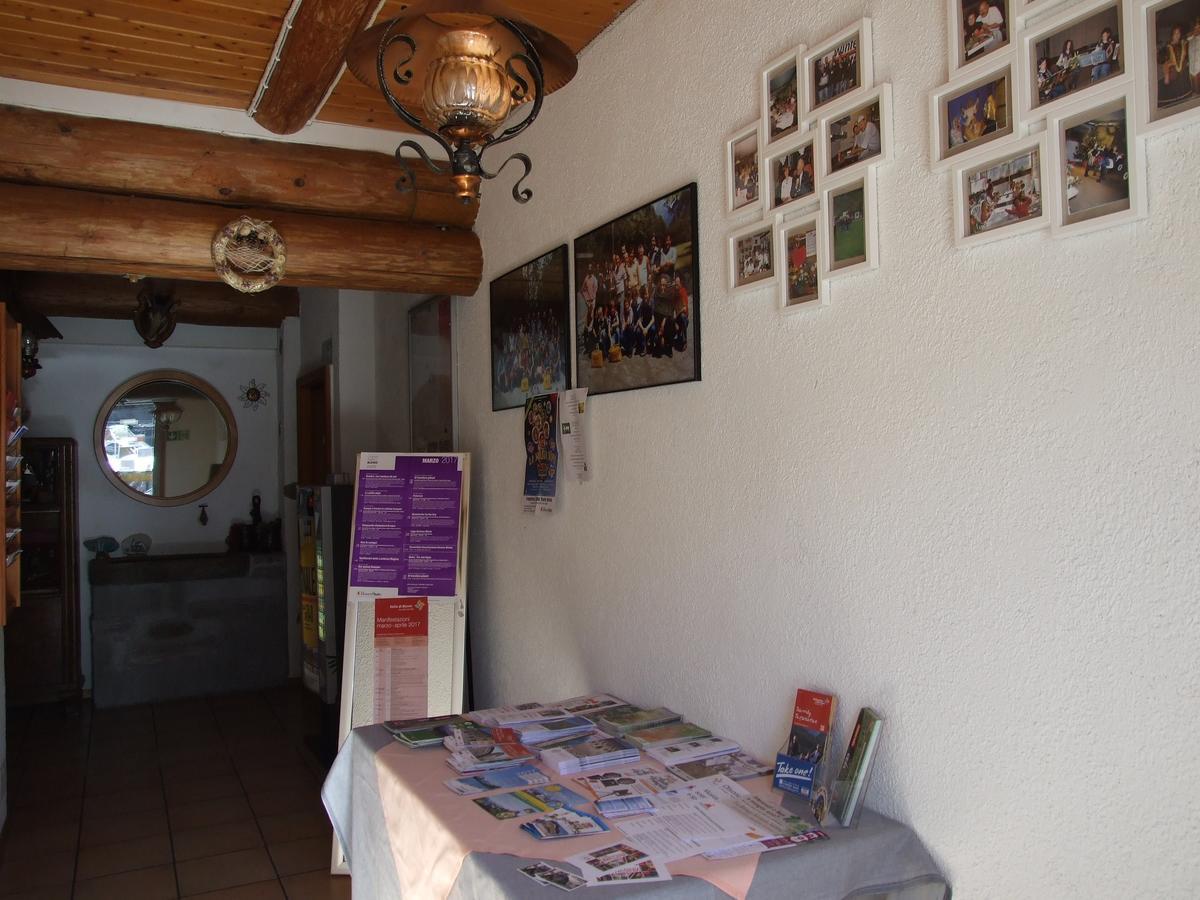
[[0, 59, 249, 106], [252, 0, 379, 135], [10, 272, 300, 328], [13, 0, 288, 37], [0, 105, 477, 228]]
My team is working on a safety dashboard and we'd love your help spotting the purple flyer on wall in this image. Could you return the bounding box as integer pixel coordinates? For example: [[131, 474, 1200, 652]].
[[350, 454, 464, 596]]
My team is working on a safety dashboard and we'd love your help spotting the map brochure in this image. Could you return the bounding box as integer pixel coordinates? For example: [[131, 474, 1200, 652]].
[[472, 784, 591, 820], [443, 764, 551, 796], [520, 806, 610, 840]]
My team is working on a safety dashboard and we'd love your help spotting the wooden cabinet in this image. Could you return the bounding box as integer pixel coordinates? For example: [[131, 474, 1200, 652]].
[[5, 438, 81, 705]]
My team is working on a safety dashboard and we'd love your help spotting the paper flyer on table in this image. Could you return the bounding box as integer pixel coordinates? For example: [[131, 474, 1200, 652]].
[[558, 387, 592, 482], [371, 597, 429, 722], [566, 841, 672, 885], [522, 393, 559, 513]]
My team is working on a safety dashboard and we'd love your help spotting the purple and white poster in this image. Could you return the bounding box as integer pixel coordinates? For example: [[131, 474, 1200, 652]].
[[350, 454, 464, 597]]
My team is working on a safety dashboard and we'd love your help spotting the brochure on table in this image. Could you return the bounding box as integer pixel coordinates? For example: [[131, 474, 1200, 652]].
[[334, 452, 471, 873]]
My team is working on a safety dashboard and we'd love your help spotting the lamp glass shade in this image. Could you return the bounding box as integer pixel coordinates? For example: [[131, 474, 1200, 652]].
[[422, 28, 513, 138]]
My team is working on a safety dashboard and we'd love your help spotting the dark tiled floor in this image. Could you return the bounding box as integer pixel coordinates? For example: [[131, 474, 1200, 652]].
[[1, 687, 350, 900]]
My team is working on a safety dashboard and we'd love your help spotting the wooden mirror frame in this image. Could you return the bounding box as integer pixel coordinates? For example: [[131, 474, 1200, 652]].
[[93, 369, 239, 507]]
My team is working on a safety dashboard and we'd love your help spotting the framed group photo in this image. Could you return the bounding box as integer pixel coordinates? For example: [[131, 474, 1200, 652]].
[[1137, 0, 1200, 133], [761, 46, 806, 147], [573, 183, 701, 397], [821, 171, 879, 278], [952, 132, 1050, 245], [819, 83, 893, 183], [777, 210, 825, 312], [930, 58, 1016, 169], [803, 19, 875, 120], [489, 245, 572, 412], [726, 121, 762, 216], [763, 131, 817, 216], [1021, 0, 1133, 120], [948, 0, 1012, 74], [1047, 83, 1145, 237]]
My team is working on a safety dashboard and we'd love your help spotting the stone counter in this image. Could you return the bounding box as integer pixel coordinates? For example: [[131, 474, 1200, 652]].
[[90, 552, 287, 708]]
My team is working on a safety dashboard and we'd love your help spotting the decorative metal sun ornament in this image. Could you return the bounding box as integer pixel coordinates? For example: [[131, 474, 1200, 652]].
[[345, 2, 578, 205], [239, 379, 271, 411]]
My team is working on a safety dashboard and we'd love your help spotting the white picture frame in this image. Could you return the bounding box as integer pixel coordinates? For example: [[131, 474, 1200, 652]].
[[817, 83, 893, 186], [1047, 82, 1146, 237], [1015, 0, 1072, 24], [763, 129, 819, 217], [953, 132, 1053, 246], [728, 218, 777, 294], [948, 0, 1016, 77], [777, 208, 827, 312], [1136, 0, 1200, 135], [761, 45, 807, 148], [930, 55, 1019, 171], [803, 19, 875, 122], [1019, 0, 1136, 122], [726, 120, 763, 217], [821, 169, 879, 278]]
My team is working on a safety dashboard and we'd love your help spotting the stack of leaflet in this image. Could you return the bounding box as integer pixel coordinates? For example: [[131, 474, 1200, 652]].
[[446, 727, 537, 775], [467, 702, 574, 728], [540, 736, 640, 775], [441, 720, 496, 752], [383, 715, 465, 748], [646, 735, 742, 766], [553, 694, 628, 718], [512, 716, 596, 746], [667, 751, 774, 782], [594, 705, 682, 735], [625, 721, 712, 749]]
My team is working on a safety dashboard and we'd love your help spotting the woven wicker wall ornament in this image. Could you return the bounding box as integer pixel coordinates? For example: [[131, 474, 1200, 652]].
[[211, 216, 287, 293]]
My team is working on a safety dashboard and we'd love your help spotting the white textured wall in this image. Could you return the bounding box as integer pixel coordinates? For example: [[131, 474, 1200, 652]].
[[25, 319, 282, 688], [455, 1, 1200, 897]]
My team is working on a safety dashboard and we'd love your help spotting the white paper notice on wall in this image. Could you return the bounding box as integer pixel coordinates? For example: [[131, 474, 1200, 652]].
[[560, 388, 592, 483], [371, 597, 429, 723]]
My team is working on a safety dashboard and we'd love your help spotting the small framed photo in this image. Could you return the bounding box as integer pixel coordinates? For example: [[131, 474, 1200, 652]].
[[761, 46, 806, 147], [821, 170, 879, 278], [490, 244, 572, 411], [763, 131, 817, 217], [803, 19, 875, 120], [930, 58, 1016, 170], [1021, 0, 1134, 121], [949, 0, 1013, 75], [777, 210, 825, 312], [1137, 0, 1200, 134], [1048, 84, 1145, 237], [726, 121, 762, 216], [818, 84, 892, 184], [728, 219, 777, 293], [953, 133, 1051, 246]]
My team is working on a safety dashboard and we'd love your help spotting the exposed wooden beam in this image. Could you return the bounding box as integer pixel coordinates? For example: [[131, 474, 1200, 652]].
[[6, 272, 299, 328], [0, 105, 477, 229], [251, 0, 382, 136], [0, 183, 482, 296]]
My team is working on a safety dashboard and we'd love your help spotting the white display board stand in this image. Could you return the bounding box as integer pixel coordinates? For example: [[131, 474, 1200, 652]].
[[331, 452, 471, 873]]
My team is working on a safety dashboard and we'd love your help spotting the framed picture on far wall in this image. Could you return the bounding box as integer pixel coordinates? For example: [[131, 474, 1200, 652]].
[[1021, 0, 1133, 120], [489, 245, 571, 412], [1048, 84, 1145, 237], [1137, 0, 1200, 134], [726, 121, 762, 216], [728, 219, 776, 294], [761, 45, 806, 147], [953, 132, 1051, 246], [821, 170, 879, 278], [763, 131, 817, 216], [930, 58, 1016, 169], [803, 19, 874, 120], [777, 210, 825, 312], [818, 83, 892, 183], [572, 183, 701, 397], [948, 0, 1012, 74]]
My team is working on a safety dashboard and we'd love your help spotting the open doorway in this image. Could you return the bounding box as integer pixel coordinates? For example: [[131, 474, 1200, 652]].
[[408, 296, 454, 453]]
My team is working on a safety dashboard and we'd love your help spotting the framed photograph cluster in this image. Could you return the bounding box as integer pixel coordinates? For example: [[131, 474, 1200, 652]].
[[490, 184, 701, 406], [930, 0, 1187, 244], [724, 18, 891, 314]]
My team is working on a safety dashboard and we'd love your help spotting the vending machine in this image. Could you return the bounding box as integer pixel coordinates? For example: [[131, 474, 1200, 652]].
[[296, 485, 352, 759]]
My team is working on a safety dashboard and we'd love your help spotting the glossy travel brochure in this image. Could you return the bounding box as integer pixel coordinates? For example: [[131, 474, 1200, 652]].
[[520, 806, 611, 840], [443, 764, 550, 796], [472, 784, 591, 820]]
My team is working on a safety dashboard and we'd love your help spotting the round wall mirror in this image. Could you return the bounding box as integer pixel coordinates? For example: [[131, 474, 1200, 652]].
[[93, 370, 238, 507]]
